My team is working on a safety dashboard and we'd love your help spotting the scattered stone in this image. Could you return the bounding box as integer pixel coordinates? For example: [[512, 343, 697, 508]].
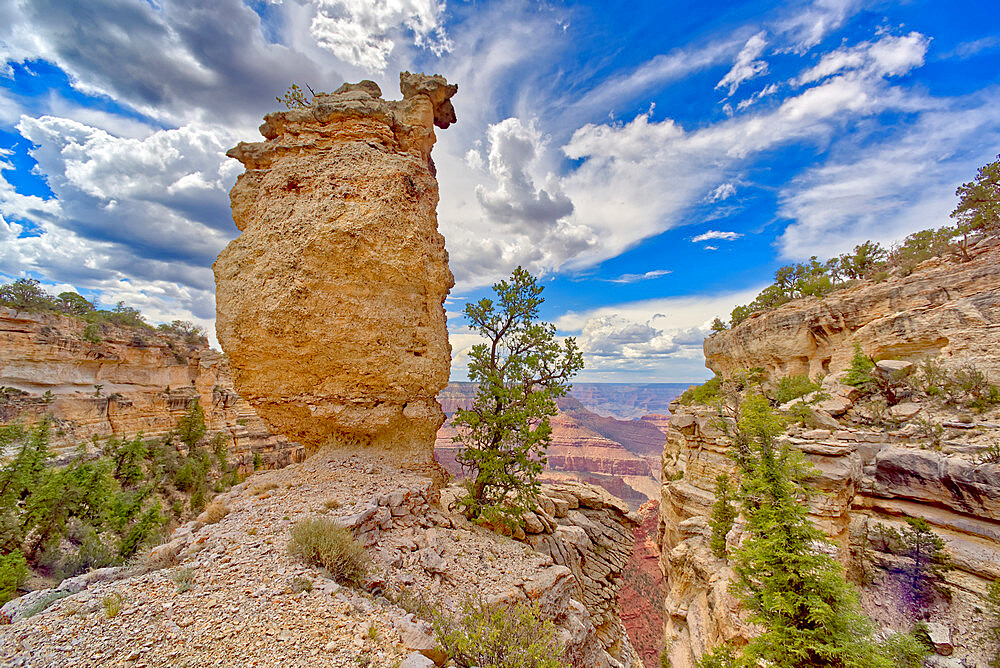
[[926, 622, 953, 656], [889, 402, 922, 420], [874, 360, 914, 377]]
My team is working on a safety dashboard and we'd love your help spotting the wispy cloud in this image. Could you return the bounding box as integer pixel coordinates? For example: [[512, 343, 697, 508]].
[[603, 269, 672, 284], [716, 31, 769, 97]]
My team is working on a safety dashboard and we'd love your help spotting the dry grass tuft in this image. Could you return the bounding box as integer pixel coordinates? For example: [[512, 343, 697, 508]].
[[287, 516, 368, 587], [203, 501, 229, 524]]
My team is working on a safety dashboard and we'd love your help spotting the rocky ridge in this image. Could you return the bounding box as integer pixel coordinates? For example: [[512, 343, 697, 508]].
[[1, 450, 641, 667], [0, 307, 303, 470], [658, 243, 1000, 667], [704, 237, 1000, 383]]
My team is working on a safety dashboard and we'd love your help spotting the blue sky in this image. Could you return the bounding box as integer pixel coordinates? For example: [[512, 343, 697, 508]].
[[1, 0, 999, 382]]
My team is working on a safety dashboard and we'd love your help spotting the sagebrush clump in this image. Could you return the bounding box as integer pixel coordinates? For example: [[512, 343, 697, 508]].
[[287, 516, 368, 587]]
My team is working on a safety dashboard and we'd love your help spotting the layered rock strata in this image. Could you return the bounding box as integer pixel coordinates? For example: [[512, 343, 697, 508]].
[[214, 73, 457, 473], [704, 238, 1000, 383], [0, 308, 303, 470]]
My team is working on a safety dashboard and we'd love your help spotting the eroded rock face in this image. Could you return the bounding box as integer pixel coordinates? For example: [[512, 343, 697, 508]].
[[0, 308, 303, 470], [214, 73, 457, 472], [704, 239, 1000, 383]]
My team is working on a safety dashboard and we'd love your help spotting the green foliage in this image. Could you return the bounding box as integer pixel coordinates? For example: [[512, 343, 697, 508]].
[[678, 375, 722, 406], [82, 323, 103, 343], [0, 551, 28, 605], [843, 344, 876, 389], [0, 278, 56, 311], [722, 394, 890, 668], [276, 83, 314, 108], [697, 643, 738, 668], [879, 628, 932, 668], [710, 317, 727, 332], [156, 320, 207, 345], [176, 401, 207, 448], [287, 516, 369, 587], [896, 517, 952, 614], [709, 474, 737, 558], [951, 153, 1000, 236], [0, 413, 236, 604], [432, 596, 569, 668], [774, 374, 822, 404], [452, 267, 583, 525], [889, 226, 957, 275]]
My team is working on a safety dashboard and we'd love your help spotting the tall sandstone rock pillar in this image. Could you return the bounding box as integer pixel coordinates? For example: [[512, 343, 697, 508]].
[[214, 73, 457, 477]]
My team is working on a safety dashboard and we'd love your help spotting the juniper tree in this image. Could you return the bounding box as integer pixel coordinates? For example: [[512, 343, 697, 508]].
[[452, 267, 583, 526]]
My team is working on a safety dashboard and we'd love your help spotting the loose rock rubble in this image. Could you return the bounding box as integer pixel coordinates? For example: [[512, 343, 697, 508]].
[[2, 449, 641, 667]]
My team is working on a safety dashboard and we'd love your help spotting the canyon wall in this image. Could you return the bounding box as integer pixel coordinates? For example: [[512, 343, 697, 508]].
[[0, 307, 303, 470], [214, 73, 457, 475], [704, 238, 1000, 383], [659, 238, 1000, 666]]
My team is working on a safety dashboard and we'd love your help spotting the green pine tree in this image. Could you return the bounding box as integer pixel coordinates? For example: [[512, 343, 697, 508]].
[[704, 393, 890, 668], [452, 267, 583, 526]]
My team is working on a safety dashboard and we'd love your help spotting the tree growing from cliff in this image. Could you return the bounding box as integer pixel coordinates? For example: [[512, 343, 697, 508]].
[[452, 267, 583, 526], [952, 153, 1000, 236], [709, 474, 737, 558], [702, 393, 891, 668]]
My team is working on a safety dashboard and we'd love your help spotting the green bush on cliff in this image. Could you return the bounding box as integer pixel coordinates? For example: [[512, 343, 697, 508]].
[[709, 474, 737, 558], [678, 375, 722, 406], [451, 267, 583, 528], [774, 374, 822, 404], [0, 551, 28, 605], [432, 596, 568, 668], [0, 413, 239, 600]]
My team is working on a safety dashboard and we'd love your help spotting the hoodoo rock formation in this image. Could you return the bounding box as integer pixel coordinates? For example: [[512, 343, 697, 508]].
[[214, 73, 457, 473]]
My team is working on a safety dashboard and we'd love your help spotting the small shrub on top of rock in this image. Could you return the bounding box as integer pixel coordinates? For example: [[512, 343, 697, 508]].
[[287, 516, 368, 587], [432, 596, 568, 668]]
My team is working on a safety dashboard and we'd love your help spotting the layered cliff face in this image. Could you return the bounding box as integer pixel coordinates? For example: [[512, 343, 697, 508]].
[[704, 238, 1000, 383], [658, 239, 1000, 666], [0, 307, 303, 470], [214, 73, 457, 473]]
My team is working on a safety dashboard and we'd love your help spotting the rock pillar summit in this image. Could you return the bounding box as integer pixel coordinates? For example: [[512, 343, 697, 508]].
[[214, 72, 457, 475]]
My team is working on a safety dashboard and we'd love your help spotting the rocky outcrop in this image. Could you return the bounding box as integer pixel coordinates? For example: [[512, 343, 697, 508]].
[[0, 308, 303, 470], [214, 73, 457, 474], [660, 236, 1000, 665], [704, 238, 1000, 383], [3, 449, 641, 668], [517, 482, 643, 667]]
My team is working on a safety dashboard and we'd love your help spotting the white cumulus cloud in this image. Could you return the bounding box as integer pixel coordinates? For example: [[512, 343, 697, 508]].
[[716, 31, 769, 97]]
